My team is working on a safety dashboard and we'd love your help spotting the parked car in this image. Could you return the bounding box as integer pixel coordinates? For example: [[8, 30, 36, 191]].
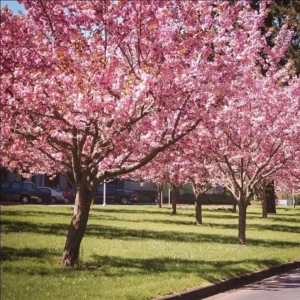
[[94, 184, 137, 205], [38, 187, 69, 204], [0, 181, 52, 204], [36, 188, 52, 204]]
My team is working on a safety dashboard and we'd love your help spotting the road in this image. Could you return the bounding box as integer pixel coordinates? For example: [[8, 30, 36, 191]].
[[204, 268, 300, 300]]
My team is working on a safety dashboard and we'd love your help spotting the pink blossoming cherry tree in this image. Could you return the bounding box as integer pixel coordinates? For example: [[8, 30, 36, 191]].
[[205, 74, 299, 244]]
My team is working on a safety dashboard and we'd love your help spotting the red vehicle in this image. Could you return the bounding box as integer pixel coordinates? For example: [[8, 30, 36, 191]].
[[54, 186, 74, 204]]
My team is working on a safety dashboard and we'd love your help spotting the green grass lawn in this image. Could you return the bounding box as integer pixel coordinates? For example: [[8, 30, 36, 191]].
[[1, 204, 300, 300]]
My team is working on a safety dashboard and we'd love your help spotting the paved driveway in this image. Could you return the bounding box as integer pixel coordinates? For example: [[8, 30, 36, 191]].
[[204, 268, 300, 300]]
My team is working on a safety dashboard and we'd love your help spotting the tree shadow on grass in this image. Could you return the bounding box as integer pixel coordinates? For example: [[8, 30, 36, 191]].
[[95, 207, 174, 216], [203, 207, 300, 218], [275, 208, 300, 214], [249, 223, 300, 234], [1, 206, 180, 219], [2, 246, 81, 278], [143, 219, 300, 234], [1, 246, 61, 262], [202, 213, 259, 221], [143, 218, 236, 227], [2, 245, 283, 285], [267, 216, 300, 223], [86, 224, 300, 248], [207, 222, 300, 234], [112, 207, 243, 219], [2, 218, 300, 249], [1, 209, 73, 218], [192, 211, 300, 222], [1, 219, 68, 236], [85, 255, 283, 282]]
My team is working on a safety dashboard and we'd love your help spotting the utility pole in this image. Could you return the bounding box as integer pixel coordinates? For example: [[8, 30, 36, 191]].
[[103, 180, 107, 206]]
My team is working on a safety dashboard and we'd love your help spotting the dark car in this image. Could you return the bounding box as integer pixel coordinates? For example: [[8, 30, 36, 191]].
[[0, 180, 52, 204], [94, 184, 137, 205]]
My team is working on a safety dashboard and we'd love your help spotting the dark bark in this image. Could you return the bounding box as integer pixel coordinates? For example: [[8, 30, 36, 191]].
[[225, 187, 236, 212], [171, 186, 179, 215], [266, 181, 276, 213], [60, 188, 93, 266], [158, 193, 162, 208], [254, 180, 272, 218], [195, 195, 202, 225], [232, 200, 237, 213], [191, 182, 207, 224], [262, 189, 268, 218], [157, 183, 163, 208], [238, 201, 247, 245]]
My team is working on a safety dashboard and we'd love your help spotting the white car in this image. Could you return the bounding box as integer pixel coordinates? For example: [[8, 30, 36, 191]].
[[38, 187, 69, 204]]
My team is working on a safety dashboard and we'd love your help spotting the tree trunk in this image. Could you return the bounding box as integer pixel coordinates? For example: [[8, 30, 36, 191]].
[[225, 188, 236, 213], [266, 181, 276, 213], [232, 201, 237, 213], [262, 189, 268, 218], [157, 183, 163, 208], [192, 182, 207, 224], [195, 195, 202, 225], [60, 188, 93, 266], [238, 202, 247, 245], [171, 186, 179, 215]]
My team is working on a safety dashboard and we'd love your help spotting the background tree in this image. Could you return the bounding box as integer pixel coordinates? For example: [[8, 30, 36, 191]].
[[178, 132, 212, 225], [156, 182, 164, 208], [205, 70, 299, 244], [127, 147, 187, 214], [274, 151, 300, 205], [255, 180, 271, 218], [191, 179, 210, 225], [265, 181, 277, 213], [255, 0, 300, 211]]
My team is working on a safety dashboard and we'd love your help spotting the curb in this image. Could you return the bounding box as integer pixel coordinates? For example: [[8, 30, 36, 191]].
[[152, 261, 300, 300]]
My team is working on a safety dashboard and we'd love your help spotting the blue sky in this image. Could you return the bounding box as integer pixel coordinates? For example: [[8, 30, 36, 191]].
[[1, 0, 26, 14]]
